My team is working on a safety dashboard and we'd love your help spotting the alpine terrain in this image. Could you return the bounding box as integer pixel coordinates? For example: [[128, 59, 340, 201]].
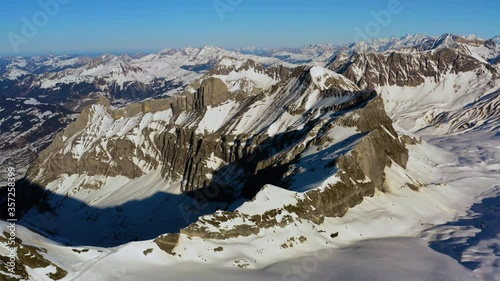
[[0, 33, 499, 281]]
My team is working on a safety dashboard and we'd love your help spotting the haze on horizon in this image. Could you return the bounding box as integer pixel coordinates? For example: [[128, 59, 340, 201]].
[[0, 0, 499, 56]]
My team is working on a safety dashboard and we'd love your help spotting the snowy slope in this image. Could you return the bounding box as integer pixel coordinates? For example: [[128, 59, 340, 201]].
[[0, 220, 479, 281], [4, 129, 496, 280], [378, 69, 498, 133], [1, 33, 499, 281]]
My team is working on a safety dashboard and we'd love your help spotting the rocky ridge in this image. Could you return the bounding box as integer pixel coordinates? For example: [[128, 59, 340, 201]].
[[16, 57, 424, 259]]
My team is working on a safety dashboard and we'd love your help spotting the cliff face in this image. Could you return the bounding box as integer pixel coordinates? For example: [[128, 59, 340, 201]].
[[27, 62, 364, 192], [327, 43, 499, 136], [26, 77, 234, 186], [155, 94, 414, 248], [327, 47, 496, 89], [156, 45, 500, 252], [22, 58, 422, 251]]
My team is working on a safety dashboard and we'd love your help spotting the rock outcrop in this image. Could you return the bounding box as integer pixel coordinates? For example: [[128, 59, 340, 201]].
[[155, 95, 415, 250], [327, 47, 496, 89], [26, 77, 236, 185], [23, 62, 420, 251]]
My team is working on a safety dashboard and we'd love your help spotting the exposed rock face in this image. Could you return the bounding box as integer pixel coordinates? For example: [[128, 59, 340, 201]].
[[155, 95, 415, 250], [154, 233, 180, 255], [327, 47, 495, 89], [194, 77, 230, 108], [1, 47, 245, 178], [26, 77, 237, 186], [290, 124, 406, 222], [26, 64, 363, 193], [154, 74, 366, 193], [209, 57, 294, 81], [327, 39, 499, 136], [23, 61, 420, 252]]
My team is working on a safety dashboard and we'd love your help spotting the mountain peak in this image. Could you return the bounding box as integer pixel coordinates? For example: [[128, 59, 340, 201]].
[[309, 65, 359, 91]]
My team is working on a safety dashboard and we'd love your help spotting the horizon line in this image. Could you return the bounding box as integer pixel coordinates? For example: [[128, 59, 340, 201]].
[[2, 32, 499, 58]]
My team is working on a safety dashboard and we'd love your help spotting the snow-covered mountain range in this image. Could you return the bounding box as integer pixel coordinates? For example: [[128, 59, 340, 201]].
[[0, 33, 499, 281], [1, 33, 498, 177]]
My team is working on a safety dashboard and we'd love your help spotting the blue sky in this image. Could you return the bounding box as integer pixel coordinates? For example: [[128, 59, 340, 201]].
[[0, 0, 498, 56]]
